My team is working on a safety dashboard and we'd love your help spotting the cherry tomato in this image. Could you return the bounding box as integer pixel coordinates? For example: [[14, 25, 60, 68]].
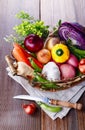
[[79, 58, 85, 65], [22, 103, 36, 115], [79, 58, 85, 74]]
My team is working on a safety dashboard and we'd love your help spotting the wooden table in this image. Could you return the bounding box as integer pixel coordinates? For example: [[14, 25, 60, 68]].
[[0, 0, 85, 130]]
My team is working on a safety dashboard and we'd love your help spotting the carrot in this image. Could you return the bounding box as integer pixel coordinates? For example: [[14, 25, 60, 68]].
[[13, 43, 31, 58], [12, 43, 43, 69], [12, 43, 31, 66]]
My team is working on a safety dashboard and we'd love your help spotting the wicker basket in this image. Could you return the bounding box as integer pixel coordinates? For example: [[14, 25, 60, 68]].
[[5, 55, 85, 92], [32, 74, 85, 91]]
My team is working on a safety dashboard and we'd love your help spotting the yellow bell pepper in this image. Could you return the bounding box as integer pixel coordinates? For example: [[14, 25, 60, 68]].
[[51, 43, 70, 63]]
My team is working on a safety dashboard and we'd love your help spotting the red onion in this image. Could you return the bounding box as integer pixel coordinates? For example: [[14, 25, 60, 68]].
[[24, 34, 44, 52]]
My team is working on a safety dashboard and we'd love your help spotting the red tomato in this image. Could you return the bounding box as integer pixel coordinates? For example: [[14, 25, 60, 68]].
[[79, 58, 85, 65], [79, 58, 85, 74], [22, 103, 36, 115]]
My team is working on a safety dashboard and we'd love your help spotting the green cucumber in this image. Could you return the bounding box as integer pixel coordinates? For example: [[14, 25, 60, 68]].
[[38, 102, 62, 113], [67, 42, 85, 59]]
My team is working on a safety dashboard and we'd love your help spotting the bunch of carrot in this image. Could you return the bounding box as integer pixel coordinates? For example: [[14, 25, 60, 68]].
[[12, 43, 43, 70]]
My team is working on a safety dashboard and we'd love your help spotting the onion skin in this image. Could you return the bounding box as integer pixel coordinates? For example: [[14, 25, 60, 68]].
[[42, 62, 61, 81], [24, 34, 44, 52], [36, 49, 51, 64], [46, 37, 60, 50]]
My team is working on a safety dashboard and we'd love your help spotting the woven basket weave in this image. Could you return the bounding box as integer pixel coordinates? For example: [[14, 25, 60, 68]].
[[31, 74, 85, 92]]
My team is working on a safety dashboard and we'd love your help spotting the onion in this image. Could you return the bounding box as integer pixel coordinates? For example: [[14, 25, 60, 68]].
[[42, 62, 61, 81], [24, 34, 44, 52], [36, 49, 51, 64], [45, 37, 60, 50]]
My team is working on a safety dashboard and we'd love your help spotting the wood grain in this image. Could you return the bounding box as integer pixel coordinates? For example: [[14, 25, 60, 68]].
[[0, 1, 41, 130], [41, 0, 85, 26], [41, 105, 85, 130], [40, 0, 85, 130], [0, 0, 85, 130]]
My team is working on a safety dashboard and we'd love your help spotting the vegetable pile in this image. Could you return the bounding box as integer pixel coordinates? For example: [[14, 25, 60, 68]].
[[5, 11, 85, 91]]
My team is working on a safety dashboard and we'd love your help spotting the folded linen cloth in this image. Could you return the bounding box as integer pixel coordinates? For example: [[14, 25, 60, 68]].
[[7, 69, 85, 120]]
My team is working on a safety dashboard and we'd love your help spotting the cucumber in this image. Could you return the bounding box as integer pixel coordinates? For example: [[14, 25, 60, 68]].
[[38, 102, 62, 113], [67, 44, 85, 59]]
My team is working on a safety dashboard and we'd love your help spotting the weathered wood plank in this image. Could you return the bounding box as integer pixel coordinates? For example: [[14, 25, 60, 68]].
[[41, 93, 85, 130], [0, 0, 40, 35], [41, 110, 68, 130], [41, 0, 85, 27], [41, 1, 85, 130], [0, 1, 41, 130], [77, 93, 85, 130], [1, 0, 85, 130]]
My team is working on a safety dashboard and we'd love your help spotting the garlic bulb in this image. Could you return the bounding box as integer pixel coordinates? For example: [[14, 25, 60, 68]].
[[42, 62, 61, 81]]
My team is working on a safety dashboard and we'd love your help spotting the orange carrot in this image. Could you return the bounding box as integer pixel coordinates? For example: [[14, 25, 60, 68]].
[[12, 43, 31, 66], [13, 43, 31, 58], [12, 43, 43, 69]]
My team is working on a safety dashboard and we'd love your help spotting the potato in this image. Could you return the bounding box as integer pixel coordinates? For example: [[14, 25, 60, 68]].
[[60, 63, 76, 80]]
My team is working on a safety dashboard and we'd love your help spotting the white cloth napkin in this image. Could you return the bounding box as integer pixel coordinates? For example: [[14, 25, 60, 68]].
[[7, 69, 85, 120]]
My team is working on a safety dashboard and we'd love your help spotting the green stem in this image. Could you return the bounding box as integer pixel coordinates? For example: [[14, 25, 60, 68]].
[[33, 72, 59, 90], [67, 43, 85, 59], [29, 58, 42, 73]]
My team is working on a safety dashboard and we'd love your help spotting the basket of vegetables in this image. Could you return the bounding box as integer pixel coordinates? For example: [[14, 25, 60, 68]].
[[5, 11, 85, 91]]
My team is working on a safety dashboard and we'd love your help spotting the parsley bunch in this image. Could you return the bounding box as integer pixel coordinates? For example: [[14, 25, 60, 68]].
[[4, 11, 49, 45]]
